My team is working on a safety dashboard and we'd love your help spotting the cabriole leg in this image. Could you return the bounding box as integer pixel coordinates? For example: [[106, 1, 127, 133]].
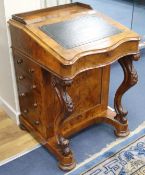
[[114, 54, 140, 136]]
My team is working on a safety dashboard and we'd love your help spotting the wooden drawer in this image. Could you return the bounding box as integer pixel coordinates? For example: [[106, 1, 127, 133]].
[[13, 51, 41, 81], [18, 82, 42, 133], [17, 70, 41, 94]]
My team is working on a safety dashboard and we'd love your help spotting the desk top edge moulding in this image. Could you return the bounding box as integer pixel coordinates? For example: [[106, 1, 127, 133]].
[[9, 2, 140, 171]]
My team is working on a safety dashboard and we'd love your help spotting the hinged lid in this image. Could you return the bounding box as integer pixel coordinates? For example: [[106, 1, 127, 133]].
[[40, 14, 122, 49], [9, 2, 140, 79]]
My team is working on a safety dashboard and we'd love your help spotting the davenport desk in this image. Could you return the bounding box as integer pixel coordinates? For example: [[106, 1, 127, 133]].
[[9, 3, 140, 171]]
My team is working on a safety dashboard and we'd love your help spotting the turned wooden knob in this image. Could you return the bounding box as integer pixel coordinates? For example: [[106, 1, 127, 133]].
[[19, 93, 26, 97], [17, 59, 23, 64], [18, 75, 25, 80], [33, 103, 38, 108], [29, 68, 35, 73], [23, 109, 28, 114], [31, 84, 37, 89], [34, 120, 40, 125]]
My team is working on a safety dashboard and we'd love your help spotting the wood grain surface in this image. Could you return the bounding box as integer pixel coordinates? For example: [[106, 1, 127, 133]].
[[0, 108, 39, 165]]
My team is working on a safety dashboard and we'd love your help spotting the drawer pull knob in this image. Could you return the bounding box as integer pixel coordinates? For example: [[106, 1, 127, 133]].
[[33, 103, 38, 108], [18, 75, 25, 80], [34, 120, 40, 125], [29, 68, 35, 73], [31, 85, 37, 89], [19, 93, 26, 97], [23, 109, 28, 114], [17, 59, 23, 64]]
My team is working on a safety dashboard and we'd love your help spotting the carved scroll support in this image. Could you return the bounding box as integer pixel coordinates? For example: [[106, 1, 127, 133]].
[[51, 75, 75, 170], [114, 54, 140, 127]]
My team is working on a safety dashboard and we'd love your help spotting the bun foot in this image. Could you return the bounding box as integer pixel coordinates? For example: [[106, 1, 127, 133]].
[[58, 160, 76, 171], [114, 129, 130, 137]]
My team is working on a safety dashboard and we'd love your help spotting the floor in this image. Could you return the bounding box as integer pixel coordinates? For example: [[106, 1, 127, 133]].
[[0, 108, 39, 166]]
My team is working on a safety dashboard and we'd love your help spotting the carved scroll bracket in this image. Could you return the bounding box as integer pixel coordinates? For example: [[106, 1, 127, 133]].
[[51, 75, 74, 156], [114, 54, 140, 124]]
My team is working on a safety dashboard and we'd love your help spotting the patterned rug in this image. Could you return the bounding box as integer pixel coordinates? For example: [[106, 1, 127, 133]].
[[68, 128, 145, 175]]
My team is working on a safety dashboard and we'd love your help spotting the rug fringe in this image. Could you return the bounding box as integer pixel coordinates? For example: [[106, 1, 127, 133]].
[[66, 121, 145, 174]]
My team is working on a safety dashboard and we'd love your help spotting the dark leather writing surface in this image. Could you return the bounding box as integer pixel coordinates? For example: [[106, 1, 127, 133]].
[[40, 15, 122, 49]]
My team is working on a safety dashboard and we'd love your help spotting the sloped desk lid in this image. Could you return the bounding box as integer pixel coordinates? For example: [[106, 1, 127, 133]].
[[9, 3, 140, 70], [40, 15, 121, 49]]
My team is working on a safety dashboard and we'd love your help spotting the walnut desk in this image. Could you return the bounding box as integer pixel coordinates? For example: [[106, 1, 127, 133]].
[[9, 3, 140, 171]]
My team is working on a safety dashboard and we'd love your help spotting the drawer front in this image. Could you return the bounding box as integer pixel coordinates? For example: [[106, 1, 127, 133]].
[[14, 52, 41, 81], [19, 86, 42, 132], [17, 70, 41, 94]]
